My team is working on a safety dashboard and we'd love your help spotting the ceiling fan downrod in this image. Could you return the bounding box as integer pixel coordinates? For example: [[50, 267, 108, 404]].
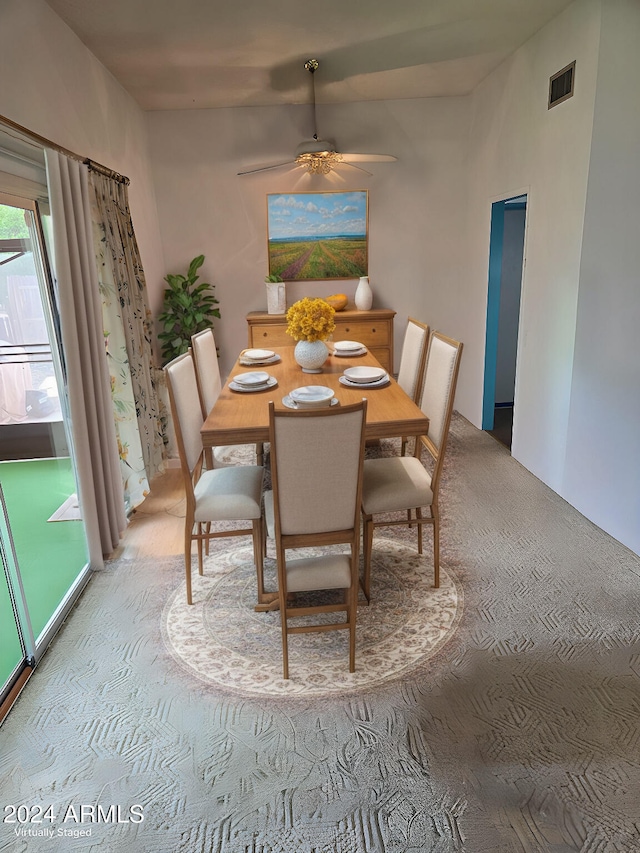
[[295, 59, 343, 173]]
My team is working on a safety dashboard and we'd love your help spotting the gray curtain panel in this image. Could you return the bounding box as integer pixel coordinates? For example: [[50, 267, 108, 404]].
[[45, 149, 126, 564]]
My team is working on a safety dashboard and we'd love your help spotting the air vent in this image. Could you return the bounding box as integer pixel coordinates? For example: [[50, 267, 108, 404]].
[[548, 61, 575, 109]]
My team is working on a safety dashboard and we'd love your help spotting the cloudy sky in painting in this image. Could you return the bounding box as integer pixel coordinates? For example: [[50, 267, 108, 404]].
[[267, 192, 367, 240]]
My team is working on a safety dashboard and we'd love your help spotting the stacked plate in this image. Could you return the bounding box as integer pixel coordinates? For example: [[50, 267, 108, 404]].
[[239, 348, 281, 366], [339, 366, 390, 389], [332, 340, 367, 357], [282, 385, 337, 409], [229, 371, 277, 392]]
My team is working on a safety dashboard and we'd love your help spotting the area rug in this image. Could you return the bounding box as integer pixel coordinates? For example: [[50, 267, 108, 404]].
[[162, 538, 462, 697]]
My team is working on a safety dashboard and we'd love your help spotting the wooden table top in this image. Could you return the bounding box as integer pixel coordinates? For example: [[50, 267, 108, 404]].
[[201, 346, 429, 447]]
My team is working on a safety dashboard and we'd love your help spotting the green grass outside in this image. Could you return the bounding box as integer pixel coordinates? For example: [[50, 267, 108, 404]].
[[0, 458, 88, 687]]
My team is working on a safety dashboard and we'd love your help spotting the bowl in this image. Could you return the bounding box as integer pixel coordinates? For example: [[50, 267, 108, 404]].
[[343, 366, 387, 384], [289, 385, 335, 407]]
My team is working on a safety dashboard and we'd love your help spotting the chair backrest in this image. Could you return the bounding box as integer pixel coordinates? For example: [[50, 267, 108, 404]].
[[268, 400, 367, 538], [396, 317, 430, 402], [418, 331, 463, 456], [191, 328, 222, 418], [164, 351, 204, 476]]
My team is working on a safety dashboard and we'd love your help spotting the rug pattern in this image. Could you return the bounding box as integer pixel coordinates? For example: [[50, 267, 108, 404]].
[[162, 539, 461, 697]]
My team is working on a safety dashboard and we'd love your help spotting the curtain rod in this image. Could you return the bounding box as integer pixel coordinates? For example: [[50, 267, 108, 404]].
[[0, 114, 130, 186]]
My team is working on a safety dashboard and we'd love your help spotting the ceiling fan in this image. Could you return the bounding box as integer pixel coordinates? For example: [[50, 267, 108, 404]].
[[237, 59, 397, 177]]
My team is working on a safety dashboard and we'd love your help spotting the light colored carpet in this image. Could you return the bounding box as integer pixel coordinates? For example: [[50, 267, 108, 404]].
[[1, 414, 640, 852], [162, 539, 461, 697]]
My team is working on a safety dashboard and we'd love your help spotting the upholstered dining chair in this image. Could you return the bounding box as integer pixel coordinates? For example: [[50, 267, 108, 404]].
[[164, 351, 265, 606], [361, 331, 463, 600], [264, 399, 367, 679], [191, 327, 264, 467], [396, 317, 430, 455]]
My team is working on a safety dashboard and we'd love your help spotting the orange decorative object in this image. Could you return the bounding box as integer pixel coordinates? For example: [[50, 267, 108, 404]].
[[324, 294, 348, 311]]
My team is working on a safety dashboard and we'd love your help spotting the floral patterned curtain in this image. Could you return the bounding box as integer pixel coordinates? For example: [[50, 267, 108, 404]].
[[88, 170, 165, 511]]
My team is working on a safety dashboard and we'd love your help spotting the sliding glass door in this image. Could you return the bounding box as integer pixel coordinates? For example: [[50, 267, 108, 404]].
[[0, 192, 89, 709]]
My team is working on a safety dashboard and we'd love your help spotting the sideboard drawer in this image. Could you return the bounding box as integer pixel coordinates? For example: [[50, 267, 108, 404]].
[[248, 324, 292, 347], [332, 321, 390, 348]]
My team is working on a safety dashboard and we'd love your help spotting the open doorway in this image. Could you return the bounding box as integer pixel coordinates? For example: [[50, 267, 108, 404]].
[[482, 195, 527, 449]]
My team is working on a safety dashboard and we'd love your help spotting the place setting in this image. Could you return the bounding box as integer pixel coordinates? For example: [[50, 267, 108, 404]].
[[229, 370, 278, 392], [238, 347, 281, 366], [282, 385, 338, 409], [339, 365, 390, 389], [331, 340, 368, 357]]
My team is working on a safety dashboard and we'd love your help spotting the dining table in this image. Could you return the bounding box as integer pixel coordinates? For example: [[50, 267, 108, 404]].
[[200, 344, 429, 611], [201, 345, 429, 449]]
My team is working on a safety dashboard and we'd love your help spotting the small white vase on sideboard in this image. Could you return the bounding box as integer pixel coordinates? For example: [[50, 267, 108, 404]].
[[355, 276, 373, 310]]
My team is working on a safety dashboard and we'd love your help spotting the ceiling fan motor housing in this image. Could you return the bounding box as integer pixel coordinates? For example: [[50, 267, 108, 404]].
[[295, 139, 337, 157]]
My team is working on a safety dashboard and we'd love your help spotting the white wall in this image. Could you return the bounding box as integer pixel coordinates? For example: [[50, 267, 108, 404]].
[[563, 0, 640, 554], [146, 97, 469, 378], [0, 0, 165, 339], [465, 0, 601, 491]]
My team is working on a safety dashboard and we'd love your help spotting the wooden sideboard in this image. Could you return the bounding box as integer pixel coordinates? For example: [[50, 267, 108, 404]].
[[246, 308, 396, 373]]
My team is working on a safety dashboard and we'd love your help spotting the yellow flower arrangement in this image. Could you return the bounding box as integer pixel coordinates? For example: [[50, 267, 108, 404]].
[[286, 297, 336, 342]]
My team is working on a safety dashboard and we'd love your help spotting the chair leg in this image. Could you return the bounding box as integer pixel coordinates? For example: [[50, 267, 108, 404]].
[[401, 436, 407, 456], [280, 598, 289, 680], [277, 547, 289, 679], [262, 515, 268, 557], [184, 525, 193, 605], [416, 507, 423, 554], [205, 521, 211, 555], [197, 523, 204, 575], [432, 507, 440, 588], [348, 583, 357, 673], [252, 519, 265, 601], [362, 515, 374, 603], [257, 442, 264, 467]]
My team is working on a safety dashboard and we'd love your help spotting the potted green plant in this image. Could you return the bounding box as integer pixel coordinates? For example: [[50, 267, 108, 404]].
[[158, 255, 220, 364]]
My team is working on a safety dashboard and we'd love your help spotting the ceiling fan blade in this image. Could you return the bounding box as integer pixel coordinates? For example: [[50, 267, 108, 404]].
[[340, 153, 398, 163], [337, 161, 373, 176], [237, 160, 297, 176]]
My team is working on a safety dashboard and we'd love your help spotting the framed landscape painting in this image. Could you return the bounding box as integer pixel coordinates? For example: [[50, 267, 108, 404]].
[[267, 191, 368, 281]]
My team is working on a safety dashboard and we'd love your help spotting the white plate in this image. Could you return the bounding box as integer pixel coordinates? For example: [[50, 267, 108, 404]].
[[243, 348, 275, 360], [229, 376, 277, 393], [343, 366, 387, 384], [339, 374, 390, 389], [289, 385, 335, 407], [282, 395, 339, 410], [333, 340, 364, 353], [332, 347, 367, 357], [233, 370, 270, 386], [239, 353, 281, 366]]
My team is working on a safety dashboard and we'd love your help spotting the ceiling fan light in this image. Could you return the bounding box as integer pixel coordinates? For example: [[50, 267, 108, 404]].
[[295, 150, 343, 175]]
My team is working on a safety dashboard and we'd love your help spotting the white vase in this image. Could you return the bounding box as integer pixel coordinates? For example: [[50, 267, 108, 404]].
[[294, 339, 329, 373], [266, 281, 286, 314], [355, 276, 373, 310]]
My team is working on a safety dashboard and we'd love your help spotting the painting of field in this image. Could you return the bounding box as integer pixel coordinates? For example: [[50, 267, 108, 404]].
[[267, 191, 368, 281]]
